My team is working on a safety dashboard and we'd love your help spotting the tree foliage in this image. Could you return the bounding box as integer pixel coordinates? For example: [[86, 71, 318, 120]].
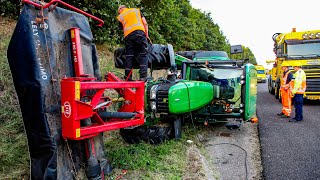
[[231, 46, 257, 64], [1, 0, 256, 58]]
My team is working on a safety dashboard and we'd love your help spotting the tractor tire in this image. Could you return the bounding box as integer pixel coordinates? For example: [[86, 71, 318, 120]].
[[176, 51, 201, 60], [114, 44, 174, 70], [120, 124, 174, 145], [114, 47, 126, 69]]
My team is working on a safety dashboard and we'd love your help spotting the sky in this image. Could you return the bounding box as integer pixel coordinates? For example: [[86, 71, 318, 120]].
[[189, 0, 320, 69]]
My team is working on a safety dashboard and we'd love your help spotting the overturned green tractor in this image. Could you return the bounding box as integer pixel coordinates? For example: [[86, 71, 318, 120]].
[[113, 44, 258, 144]]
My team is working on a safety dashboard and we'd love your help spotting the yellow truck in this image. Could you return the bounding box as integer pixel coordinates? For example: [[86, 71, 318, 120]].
[[266, 61, 277, 95], [254, 65, 266, 83], [267, 28, 320, 100]]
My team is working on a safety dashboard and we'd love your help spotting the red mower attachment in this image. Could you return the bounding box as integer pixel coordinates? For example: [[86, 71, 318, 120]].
[[61, 28, 145, 140], [61, 78, 145, 140]]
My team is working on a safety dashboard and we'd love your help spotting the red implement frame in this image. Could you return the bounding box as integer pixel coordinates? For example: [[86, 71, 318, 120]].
[[22, 0, 104, 26], [61, 28, 144, 140]]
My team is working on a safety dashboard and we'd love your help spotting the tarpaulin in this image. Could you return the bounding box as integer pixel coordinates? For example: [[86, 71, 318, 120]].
[[7, 3, 104, 179]]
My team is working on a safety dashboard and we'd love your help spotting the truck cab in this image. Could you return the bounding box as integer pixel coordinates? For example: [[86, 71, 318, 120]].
[[254, 65, 266, 83], [271, 28, 320, 100]]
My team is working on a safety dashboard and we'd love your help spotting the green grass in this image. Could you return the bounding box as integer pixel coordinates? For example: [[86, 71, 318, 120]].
[[104, 125, 204, 180], [0, 17, 29, 179], [96, 43, 139, 81]]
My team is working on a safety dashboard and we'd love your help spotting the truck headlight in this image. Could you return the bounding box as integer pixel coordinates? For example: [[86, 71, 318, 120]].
[[240, 80, 245, 85], [150, 101, 157, 110], [240, 75, 245, 80], [239, 103, 244, 108], [309, 33, 315, 39], [239, 109, 244, 113], [150, 85, 158, 100]]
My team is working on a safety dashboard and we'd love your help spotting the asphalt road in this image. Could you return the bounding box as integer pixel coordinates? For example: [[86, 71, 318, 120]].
[[258, 81, 320, 180]]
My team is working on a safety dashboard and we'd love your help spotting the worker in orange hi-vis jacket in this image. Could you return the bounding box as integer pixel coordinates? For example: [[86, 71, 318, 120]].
[[117, 5, 149, 81], [277, 62, 293, 118]]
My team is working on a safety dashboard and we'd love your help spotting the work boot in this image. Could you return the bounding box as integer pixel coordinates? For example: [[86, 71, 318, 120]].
[[289, 118, 299, 122], [280, 114, 290, 118], [277, 112, 284, 116]]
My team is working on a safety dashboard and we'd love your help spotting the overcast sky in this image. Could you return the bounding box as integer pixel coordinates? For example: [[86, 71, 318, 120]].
[[189, 0, 320, 68]]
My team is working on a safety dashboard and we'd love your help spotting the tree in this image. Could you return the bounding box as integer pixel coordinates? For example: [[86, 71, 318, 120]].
[[231, 46, 257, 64]]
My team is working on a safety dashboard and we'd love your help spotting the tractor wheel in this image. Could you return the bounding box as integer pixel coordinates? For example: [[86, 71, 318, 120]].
[[114, 44, 173, 70], [120, 124, 174, 145], [176, 51, 200, 60], [114, 47, 126, 69]]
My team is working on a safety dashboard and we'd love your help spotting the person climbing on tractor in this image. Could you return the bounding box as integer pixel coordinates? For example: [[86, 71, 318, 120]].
[[117, 5, 149, 81], [277, 62, 293, 118]]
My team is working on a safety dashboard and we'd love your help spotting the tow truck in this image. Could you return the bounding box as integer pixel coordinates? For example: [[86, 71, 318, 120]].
[[267, 28, 320, 100]]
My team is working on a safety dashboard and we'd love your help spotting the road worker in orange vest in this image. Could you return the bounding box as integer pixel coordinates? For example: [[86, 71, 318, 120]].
[[277, 62, 293, 118], [289, 62, 306, 122], [117, 5, 149, 81]]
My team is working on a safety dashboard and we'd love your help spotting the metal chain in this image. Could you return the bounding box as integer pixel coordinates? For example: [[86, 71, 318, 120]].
[[65, 139, 79, 179]]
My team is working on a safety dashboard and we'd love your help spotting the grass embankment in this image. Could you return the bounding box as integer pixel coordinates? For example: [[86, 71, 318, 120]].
[[104, 126, 204, 180], [0, 17, 29, 179], [0, 17, 206, 179]]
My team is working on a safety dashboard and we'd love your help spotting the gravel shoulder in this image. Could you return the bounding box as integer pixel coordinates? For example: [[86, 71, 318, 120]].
[[184, 122, 263, 180]]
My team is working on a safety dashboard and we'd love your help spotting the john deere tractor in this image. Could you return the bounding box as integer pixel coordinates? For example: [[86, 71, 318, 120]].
[[113, 44, 258, 144]]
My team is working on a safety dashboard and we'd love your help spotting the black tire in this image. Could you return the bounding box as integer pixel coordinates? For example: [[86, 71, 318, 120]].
[[275, 83, 280, 99], [114, 44, 173, 70], [270, 85, 275, 95], [270, 83, 275, 95], [268, 79, 272, 93], [176, 51, 201, 60], [114, 47, 126, 69], [120, 124, 174, 145], [268, 77, 275, 95]]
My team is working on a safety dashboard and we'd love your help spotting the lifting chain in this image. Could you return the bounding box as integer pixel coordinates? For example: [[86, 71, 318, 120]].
[[65, 139, 79, 179]]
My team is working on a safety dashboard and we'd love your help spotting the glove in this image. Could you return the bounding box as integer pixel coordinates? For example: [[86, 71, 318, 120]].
[[290, 91, 294, 98]]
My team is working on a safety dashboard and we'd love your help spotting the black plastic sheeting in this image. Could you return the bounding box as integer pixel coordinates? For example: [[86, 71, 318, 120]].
[[7, 4, 104, 179]]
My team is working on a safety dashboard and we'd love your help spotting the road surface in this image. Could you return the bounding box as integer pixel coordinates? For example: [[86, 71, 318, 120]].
[[258, 82, 320, 179]]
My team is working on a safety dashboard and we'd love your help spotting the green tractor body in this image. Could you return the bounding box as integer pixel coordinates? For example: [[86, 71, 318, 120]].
[[146, 57, 257, 122], [147, 81, 214, 114], [114, 44, 257, 143]]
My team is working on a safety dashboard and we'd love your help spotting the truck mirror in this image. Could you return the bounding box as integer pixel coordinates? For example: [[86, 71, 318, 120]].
[[230, 45, 243, 54], [276, 45, 285, 58]]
